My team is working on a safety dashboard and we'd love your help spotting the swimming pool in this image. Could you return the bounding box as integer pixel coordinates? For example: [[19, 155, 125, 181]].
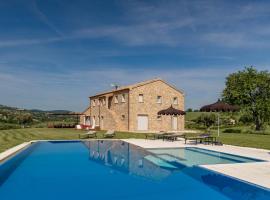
[[0, 140, 269, 200]]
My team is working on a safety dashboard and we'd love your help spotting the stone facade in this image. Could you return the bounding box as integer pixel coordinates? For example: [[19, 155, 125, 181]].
[[81, 79, 185, 132], [80, 106, 91, 125]]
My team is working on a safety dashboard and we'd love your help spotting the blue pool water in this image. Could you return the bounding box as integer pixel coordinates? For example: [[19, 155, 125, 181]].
[[149, 147, 262, 167], [0, 140, 269, 200]]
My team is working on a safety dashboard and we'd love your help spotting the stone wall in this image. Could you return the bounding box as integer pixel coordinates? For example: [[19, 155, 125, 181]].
[[80, 106, 91, 125], [85, 80, 184, 132], [90, 89, 129, 131], [129, 80, 184, 132]]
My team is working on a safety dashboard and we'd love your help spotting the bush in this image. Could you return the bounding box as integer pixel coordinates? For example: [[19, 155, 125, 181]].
[[186, 108, 193, 112], [223, 128, 242, 133], [239, 113, 253, 124], [195, 113, 216, 129]]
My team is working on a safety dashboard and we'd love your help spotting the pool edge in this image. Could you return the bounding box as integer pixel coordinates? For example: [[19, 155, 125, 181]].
[[0, 141, 34, 163], [199, 162, 270, 190]]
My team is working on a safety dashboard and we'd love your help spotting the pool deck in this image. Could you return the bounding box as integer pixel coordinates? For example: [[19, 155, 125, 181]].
[[123, 138, 270, 189]]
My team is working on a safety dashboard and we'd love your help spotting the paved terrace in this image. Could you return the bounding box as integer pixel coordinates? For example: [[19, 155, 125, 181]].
[[123, 138, 270, 189]]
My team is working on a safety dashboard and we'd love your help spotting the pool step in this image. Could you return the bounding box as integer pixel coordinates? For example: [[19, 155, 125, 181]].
[[144, 155, 178, 169], [157, 154, 186, 168], [186, 148, 256, 163]]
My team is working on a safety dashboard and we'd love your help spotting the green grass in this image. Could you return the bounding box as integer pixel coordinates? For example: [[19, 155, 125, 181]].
[[1, 127, 270, 153], [207, 127, 270, 150], [185, 112, 208, 121], [214, 133, 270, 150], [0, 128, 146, 153]]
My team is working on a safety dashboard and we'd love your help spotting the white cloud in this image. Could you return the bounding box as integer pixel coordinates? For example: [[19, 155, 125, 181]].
[[1, 0, 270, 49], [31, 0, 64, 36], [0, 65, 236, 110]]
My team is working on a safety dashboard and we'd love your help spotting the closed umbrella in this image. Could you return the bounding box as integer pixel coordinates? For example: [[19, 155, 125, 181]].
[[158, 105, 186, 131], [200, 99, 239, 137], [158, 105, 186, 116]]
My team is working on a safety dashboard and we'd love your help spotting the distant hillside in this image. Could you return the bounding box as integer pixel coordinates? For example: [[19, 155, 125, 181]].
[[0, 104, 76, 130], [0, 104, 72, 113], [29, 109, 71, 114]]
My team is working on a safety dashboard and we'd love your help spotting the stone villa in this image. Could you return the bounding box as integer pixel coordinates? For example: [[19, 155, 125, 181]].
[[80, 78, 185, 132]]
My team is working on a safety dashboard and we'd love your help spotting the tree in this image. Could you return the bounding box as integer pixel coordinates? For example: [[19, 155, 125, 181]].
[[186, 108, 193, 112], [223, 67, 270, 131], [16, 113, 33, 126]]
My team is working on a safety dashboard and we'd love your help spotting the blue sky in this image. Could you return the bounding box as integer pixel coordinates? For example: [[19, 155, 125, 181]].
[[0, 0, 269, 111]]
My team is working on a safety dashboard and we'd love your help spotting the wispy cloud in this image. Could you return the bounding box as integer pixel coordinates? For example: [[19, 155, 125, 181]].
[[1, 0, 270, 110], [0, 37, 62, 48], [30, 0, 64, 36], [0, 64, 236, 110], [1, 0, 270, 49], [74, 19, 194, 46]]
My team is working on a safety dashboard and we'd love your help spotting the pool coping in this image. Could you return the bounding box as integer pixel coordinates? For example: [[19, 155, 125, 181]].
[[199, 162, 270, 190], [0, 141, 33, 163], [1, 139, 270, 190]]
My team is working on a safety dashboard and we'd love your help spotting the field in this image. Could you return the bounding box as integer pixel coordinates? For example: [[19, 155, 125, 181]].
[[1, 127, 270, 153]]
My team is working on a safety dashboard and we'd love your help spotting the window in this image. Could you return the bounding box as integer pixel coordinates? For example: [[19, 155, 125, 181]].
[[92, 100, 96, 107], [121, 115, 125, 120], [157, 96, 162, 104], [114, 95, 119, 103], [173, 97, 178, 105], [121, 94, 126, 103], [102, 98, 106, 106], [138, 94, 144, 103], [157, 115, 162, 120]]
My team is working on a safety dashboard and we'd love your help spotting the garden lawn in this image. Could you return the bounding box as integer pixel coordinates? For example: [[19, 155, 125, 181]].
[[211, 131, 270, 150], [0, 128, 146, 153], [0, 128, 270, 153]]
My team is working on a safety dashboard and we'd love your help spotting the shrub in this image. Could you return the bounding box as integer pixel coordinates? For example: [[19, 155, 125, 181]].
[[239, 113, 253, 124], [195, 113, 216, 129], [223, 128, 242, 133], [186, 108, 193, 112]]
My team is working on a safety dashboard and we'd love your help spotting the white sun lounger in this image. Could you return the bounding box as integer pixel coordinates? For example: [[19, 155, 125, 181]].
[[103, 130, 115, 138], [79, 131, 97, 138]]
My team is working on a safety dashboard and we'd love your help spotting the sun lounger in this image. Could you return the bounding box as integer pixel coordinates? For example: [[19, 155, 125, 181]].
[[79, 131, 97, 139], [145, 131, 167, 139], [163, 132, 185, 141], [103, 130, 115, 138], [184, 133, 217, 145]]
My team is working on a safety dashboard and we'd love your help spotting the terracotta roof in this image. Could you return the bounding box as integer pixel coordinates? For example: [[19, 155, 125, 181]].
[[89, 78, 184, 98]]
